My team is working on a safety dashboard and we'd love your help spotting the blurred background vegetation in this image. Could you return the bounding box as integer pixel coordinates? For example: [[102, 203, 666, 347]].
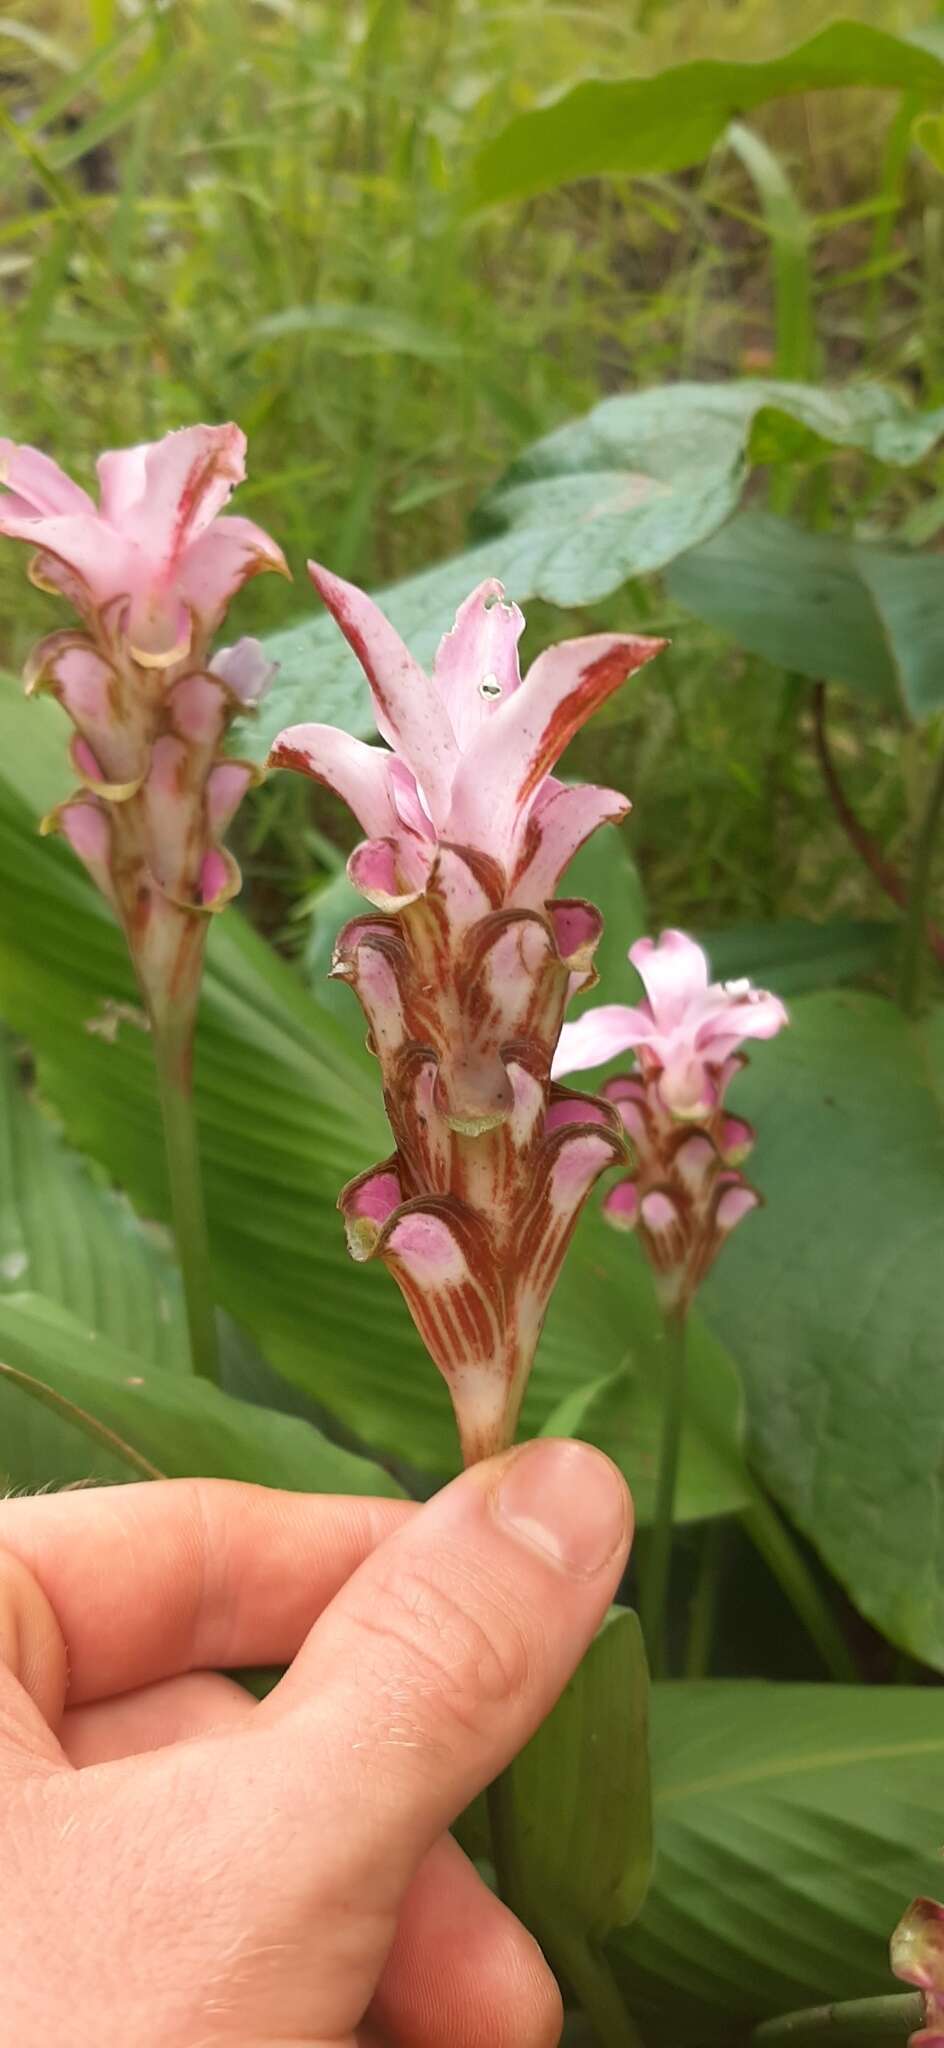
[[2, 0, 942, 940]]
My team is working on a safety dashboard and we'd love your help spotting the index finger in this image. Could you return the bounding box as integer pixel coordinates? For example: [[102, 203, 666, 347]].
[[0, 1480, 411, 1707]]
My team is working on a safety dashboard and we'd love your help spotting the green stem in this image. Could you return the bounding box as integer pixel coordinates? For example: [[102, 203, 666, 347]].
[[752, 1993, 923, 2045], [685, 1520, 726, 1679], [898, 743, 944, 1017], [486, 1774, 644, 2048], [152, 1017, 220, 1384], [641, 1309, 687, 1679], [742, 1485, 858, 1683], [545, 1922, 647, 2048]]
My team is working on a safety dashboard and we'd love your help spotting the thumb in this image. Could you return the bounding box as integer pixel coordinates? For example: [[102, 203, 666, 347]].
[[261, 1438, 632, 1911], [0, 1549, 68, 1767]]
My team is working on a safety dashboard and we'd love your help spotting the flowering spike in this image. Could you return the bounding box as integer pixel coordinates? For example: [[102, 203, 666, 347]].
[[892, 1897, 944, 2045], [1, 427, 286, 1034], [272, 575, 664, 1459], [556, 930, 787, 1313]]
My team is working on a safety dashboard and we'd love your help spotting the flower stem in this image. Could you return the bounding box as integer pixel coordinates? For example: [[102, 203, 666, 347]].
[[486, 1773, 644, 2048], [152, 1016, 220, 1384], [685, 1519, 726, 1679], [899, 742, 944, 1017], [641, 1308, 687, 1679], [752, 1993, 922, 2045], [741, 1484, 858, 1682]]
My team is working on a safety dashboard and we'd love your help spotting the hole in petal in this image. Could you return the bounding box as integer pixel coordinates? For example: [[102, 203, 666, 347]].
[[478, 672, 502, 700]]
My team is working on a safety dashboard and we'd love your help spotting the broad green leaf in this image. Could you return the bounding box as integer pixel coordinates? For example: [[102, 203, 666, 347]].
[[509, 1609, 652, 1942], [0, 1291, 403, 1496], [0, 1035, 188, 1367], [696, 917, 896, 996], [668, 511, 944, 719], [704, 992, 944, 1667], [253, 382, 944, 753], [539, 1292, 751, 1528], [469, 23, 944, 207], [615, 1680, 944, 2043]]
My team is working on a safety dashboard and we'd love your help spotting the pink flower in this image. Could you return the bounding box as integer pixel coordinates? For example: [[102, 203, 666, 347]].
[[270, 565, 662, 916], [892, 1898, 944, 2046], [0, 425, 286, 667], [1, 428, 286, 1033], [553, 931, 788, 1312], [270, 571, 666, 1461], [553, 928, 788, 1118]]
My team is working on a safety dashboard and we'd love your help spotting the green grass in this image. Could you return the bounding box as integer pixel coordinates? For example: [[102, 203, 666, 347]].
[[2, 0, 942, 943]]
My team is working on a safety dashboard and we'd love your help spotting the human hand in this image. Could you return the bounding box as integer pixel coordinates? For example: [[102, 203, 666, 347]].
[[0, 1438, 631, 2047]]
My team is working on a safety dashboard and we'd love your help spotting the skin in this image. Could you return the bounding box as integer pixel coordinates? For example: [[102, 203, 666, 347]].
[[0, 1435, 632, 2048]]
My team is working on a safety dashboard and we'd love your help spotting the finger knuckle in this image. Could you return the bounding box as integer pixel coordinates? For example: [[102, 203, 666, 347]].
[[346, 1558, 534, 1738]]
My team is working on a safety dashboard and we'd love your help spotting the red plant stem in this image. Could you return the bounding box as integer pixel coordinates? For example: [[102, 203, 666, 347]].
[[811, 683, 944, 968]]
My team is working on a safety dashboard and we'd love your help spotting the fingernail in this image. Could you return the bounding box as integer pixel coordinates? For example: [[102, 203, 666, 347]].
[[490, 1439, 630, 1578]]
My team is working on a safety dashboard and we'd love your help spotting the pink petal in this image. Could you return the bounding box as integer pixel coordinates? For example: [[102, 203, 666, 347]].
[[0, 440, 95, 518], [432, 579, 525, 752], [198, 845, 240, 909], [206, 760, 255, 832], [545, 1091, 613, 1134], [99, 424, 246, 551], [125, 587, 192, 669], [551, 1003, 648, 1078], [639, 1188, 687, 1272], [143, 735, 193, 893], [0, 510, 133, 610], [210, 636, 277, 705], [332, 919, 408, 1063], [548, 898, 603, 974], [655, 1051, 717, 1121], [672, 1132, 717, 1197], [308, 561, 458, 828], [169, 673, 228, 746], [448, 631, 663, 863], [268, 722, 399, 841], [714, 1180, 760, 1234], [55, 799, 115, 903], [694, 988, 789, 1061], [510, 779, 630, 905], [340, 1163, 403, 1259], [629, 929, 710, 1030], [178, 514, 288, 637], [602, 1180, 640, 1232], [25, 635, 147, 788], [348, 833, 434, 912], [720, 1114, 754, 1164], [389, 757, 435, 839]]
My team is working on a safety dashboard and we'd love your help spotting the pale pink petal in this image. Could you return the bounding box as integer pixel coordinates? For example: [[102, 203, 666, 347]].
[[654, 1050, 717, 1121], [448, 632, 663, 861], [206, 760, 255, 832], [143, 735, 193, 893], [268, 722, 399, 841], [308, 561, 458, 828], [348, 833, 434, 912], [0, 511, 133, 609], [198, 845, 240, 910], [332, 919, 408, 1063], [510, 779, 630, 905], [210, 636, 277, 705], [68, 732, 141, 802], [552, 1003, 650, 1078], [629, 930, 710, 1030], [603, 1180, 640, 1232], [0, 440, 95, 518], [714, 1180, 760, 1234], [125, 586, 192, 669], [694, 988, 789, 1060], [432, 579, 525, 751], [639, 1188, 687, 1272], [672, 1132, 717, 1197], [55, 799, 115, 903], [178, 514, 288, 636], [169, 673, 228, 746], [25, 635, 147, 787], [100, 424, 246, 550], [388, 757, 435, 839]]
